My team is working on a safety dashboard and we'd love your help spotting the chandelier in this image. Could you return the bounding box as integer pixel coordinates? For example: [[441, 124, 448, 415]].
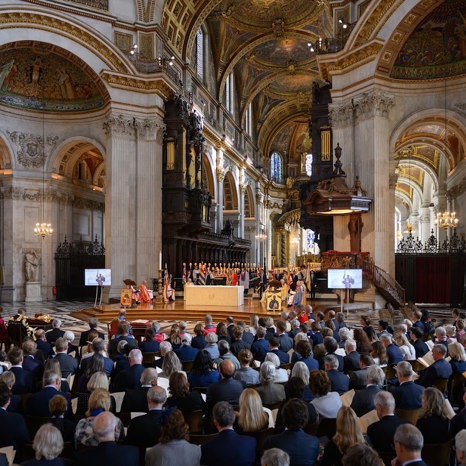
[[34, 112, 53, 238], [435, 211, 459, 229]]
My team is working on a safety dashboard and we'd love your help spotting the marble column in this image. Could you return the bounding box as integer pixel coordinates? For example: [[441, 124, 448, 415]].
[[239, 183, 246, 238], [216, 167, 225, 232]]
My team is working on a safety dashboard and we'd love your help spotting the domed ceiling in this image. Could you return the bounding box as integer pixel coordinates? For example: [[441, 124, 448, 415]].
[[163, 0, 333, 170], [0, 41, 107, 112]]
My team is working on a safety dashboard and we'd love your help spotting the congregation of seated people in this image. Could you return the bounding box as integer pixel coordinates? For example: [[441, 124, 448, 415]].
[[0, 306, 465, 466]]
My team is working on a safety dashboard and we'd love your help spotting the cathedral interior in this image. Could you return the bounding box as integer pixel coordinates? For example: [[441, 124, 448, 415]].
[[0, 0, 465, 306]]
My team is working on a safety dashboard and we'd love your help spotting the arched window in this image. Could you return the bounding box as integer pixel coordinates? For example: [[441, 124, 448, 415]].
[[244, 103, 253, 136], [270, 152, 283, 183], [305, 153, 313, 176], [195, 28, 205, 80], [225, 73, 234, 115]]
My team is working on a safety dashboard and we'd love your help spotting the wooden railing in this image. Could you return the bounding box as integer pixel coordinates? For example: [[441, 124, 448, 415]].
[[362, 258, 405, 307]]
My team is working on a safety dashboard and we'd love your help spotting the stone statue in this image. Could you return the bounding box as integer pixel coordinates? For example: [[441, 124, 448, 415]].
[[24, 250, 40, 282]]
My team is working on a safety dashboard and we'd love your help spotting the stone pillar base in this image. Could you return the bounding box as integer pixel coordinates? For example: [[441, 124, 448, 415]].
[[25, 282, 42, 302]]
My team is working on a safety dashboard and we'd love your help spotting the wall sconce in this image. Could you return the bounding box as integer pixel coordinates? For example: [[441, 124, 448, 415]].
[[129, 44, 138, 56], [338, 19, 348, 29]]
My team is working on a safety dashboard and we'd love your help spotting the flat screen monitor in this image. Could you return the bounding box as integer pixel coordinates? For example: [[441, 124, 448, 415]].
[[327, 268, 362, 289], [85, 268, 111, 286]]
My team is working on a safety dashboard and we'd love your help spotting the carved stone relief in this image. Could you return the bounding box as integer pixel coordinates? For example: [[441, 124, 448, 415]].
[[7, 131, 59, 168]]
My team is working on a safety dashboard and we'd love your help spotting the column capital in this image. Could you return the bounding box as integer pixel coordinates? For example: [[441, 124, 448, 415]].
[[216, 167, 225, 182], [103, 113, 135, 136], [353, 90, 394, 121], [134, 116, 165, 141], [329, 101, 354, 129]]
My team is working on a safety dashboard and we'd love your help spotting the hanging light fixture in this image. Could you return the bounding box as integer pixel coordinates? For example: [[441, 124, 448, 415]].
[[34, 111, 53, 238], [434, 76, 460, 230]]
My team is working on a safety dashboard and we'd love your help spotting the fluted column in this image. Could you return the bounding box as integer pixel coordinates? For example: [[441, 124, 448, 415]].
[[239, 183, 246, 238], [216, 148, 225, 233]]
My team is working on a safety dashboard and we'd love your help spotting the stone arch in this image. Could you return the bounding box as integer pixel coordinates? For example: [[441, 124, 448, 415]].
[[202, 151, 215, 200], [244, 184, 255, 219], [0, 132, 14, 170], [223, 170, 238, 211]]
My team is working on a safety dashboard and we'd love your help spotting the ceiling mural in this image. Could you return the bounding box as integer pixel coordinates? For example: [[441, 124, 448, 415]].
[[0, 42, 106, 112], [391, 0, 466, 79]]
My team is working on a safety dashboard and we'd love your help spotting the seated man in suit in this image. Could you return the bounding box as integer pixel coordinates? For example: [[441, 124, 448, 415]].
[[367, 391, 409, 454], [416, 343, 452, 387], [79, 317, 105, 347], [319, 336, 344, 372], [392, 424, 428, 466], [276, 320, 293, 353], [324, 354, 349, 394], [45, 318, 65, 345], [205, 359, 244, 430], [26, 370, 71, 417], [409, 327, 429, 359], [380, 333, 403, 365], [390, 361, 424, 410], [267, 337, 289, 365], [54, 337, 78, 378], [349, 354, 374, 390], [351, 365, 384, 417], [74, 411, 139, 466], [201, 401, 256, 466], [261, 448, 290, 466], [7, 346, 35, 394], [174, 333, 199, 362], [110, 348, 144, 392], [34, 328, 54, 358], [343, 339, 360, 373], [125, 385, 166, 448], [263, 398, 320, 465], [121, 367, 158, 413], [0, 381, 30, 463], [251, 326, 269, 363], [22, 339, 44, 386]]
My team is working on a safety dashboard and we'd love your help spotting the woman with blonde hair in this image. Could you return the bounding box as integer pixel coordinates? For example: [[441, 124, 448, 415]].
[[161, 350, 183, 378], [393, 332, 416, 361], [22, 424, 65, 465], [448, 341, 466, 406], [75, 371, 114, 415], [235, 388, 269, 434], [416, 387, 450, 444], [74, 388, 124, 447], [321, 406, 366, 466]]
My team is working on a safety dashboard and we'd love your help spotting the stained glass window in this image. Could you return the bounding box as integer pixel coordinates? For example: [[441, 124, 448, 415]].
[[270, 152, 283, 183]]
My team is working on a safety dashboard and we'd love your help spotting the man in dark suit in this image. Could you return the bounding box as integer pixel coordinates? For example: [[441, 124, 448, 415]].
[[0, 382, 30, 463], [349, 354, 374, 390], [324, 354, 349, 394], [390, 361, 424, 410], [21, 339, 43, 386], [80, 338, 114, 376], [226, 317, 236, 340], [79, 317, 105, 347], [251, 326, 269, 362], [264, 398, 320, 465], [319, 336, 344, 372], [267, 337, 289, 365], [417, 343, 452, 387], [381, 334, 403, 364], [392, 424, 429, 466], [54, 337, 78, 378], [34, 329, 54, 358], [229, 326, 251, 357], [276, 321, 293, 353], [367, 391, 408, 454], [121, 367, 158, 413], [350, 365, 384, 417], [45, 318, 65, 345], [125, 385, 166, 448], [73, 411, 139, 466], [26, 370, 71, 417], [110, 348, 145, 392], [409, 327, 429, 358], [174, 333, 199, 362], [205, 359, 244, 429], [343, 339, 361, 373], [201, 401, 256, 466], [7, 346, 35, 394]]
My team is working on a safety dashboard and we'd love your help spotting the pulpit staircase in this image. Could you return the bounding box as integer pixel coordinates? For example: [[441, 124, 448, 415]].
[[362, 258, 405, 309]]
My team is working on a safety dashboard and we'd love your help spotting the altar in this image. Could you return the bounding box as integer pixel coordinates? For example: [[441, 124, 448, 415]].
[[184, 285, 244, 307]]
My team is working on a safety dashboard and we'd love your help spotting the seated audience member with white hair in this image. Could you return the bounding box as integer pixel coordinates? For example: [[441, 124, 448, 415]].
[[155, 340, 173, 368], [121, 367, 158, 413], [324, 354, 349, 394], [264, 352, 288, 383], [366, 391, 409, 453], [390, 361, 424, 409], [23, 423, 64, 466], [255, 361, 286, 405], [175, 332, 199, 362], [45, 318, 65, 345], [350, 365, 384, 417], [217, 340, 240, 369], [261, 448, 290, 466], [380, 333, 403, 364], [64, 330, 78, 355], [74, 411, 139, 466], [126, 386, 167, 448], [392, 424, 428, 466], [416, 343, 452, 387], [338, 327, 350, 348], [343, 339, 360, 373], [434, 326, 449, 349], [204, 332, 220, 360], [455, 429, 466, 466], [110, 348, 144, 392], [290, 361, 312, 401]]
